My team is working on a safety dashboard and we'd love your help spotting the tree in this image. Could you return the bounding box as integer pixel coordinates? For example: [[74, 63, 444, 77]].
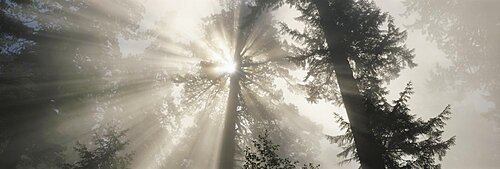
[[63, 125, 133, 169], [329, 83, 455, 168], [170, 1, 322, 168], [255, 0, 416, 168], [243, 131, 319, 169]]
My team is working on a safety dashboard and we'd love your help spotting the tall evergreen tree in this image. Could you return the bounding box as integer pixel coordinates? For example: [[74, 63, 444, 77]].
[[329, 83, 455, 168], [255, 0, 416, 168]]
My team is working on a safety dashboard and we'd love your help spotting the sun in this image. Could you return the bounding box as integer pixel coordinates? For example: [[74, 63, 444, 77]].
[[215, 60, 237, 74], [211, 49, 237, 74]]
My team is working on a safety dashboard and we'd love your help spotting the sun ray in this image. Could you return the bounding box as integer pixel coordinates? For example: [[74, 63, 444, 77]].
[[0, 1, 329, 169]]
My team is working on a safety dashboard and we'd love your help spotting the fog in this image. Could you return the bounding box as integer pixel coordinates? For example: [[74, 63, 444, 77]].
[[1, 0, 499, 168]]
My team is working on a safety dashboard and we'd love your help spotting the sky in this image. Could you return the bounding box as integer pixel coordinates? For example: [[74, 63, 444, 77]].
[[119, 0, 500, 168]]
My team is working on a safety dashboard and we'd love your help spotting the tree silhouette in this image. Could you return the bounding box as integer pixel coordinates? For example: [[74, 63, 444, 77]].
[[255, 0, 416, 168], [329, 83, 455, 168]]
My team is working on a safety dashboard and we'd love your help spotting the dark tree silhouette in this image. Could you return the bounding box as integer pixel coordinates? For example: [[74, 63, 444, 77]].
[[63, 125, 133, 169], [255, 0, 416, 168], [329, 83, 455, 168]]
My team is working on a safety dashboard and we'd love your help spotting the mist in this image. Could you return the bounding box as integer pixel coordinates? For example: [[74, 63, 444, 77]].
[[1, 0, 499, 169]]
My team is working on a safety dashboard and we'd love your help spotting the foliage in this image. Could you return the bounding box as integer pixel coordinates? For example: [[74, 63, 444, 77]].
[[243, 131, 320, 169], [255, 0, 416, 103], [328, 83, 456, 168], [290, 0, 415, 103], [254, 0, 420, 167], [63, 125, 133, 169]]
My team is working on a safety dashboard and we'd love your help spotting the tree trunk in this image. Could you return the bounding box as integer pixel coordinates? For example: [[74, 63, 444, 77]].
[[217, 70, 240, 169], [216, 3, 260, 168], [311, 0, 385, 168], [217, 15, 245, 169]]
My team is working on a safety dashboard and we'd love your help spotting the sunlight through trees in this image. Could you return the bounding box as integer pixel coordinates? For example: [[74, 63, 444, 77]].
[[6, 0, 497, 168]]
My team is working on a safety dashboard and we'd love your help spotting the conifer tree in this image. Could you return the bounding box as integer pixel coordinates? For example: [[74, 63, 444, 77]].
[[255, 0, 416, 168], [329, 83, 455, 169]]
